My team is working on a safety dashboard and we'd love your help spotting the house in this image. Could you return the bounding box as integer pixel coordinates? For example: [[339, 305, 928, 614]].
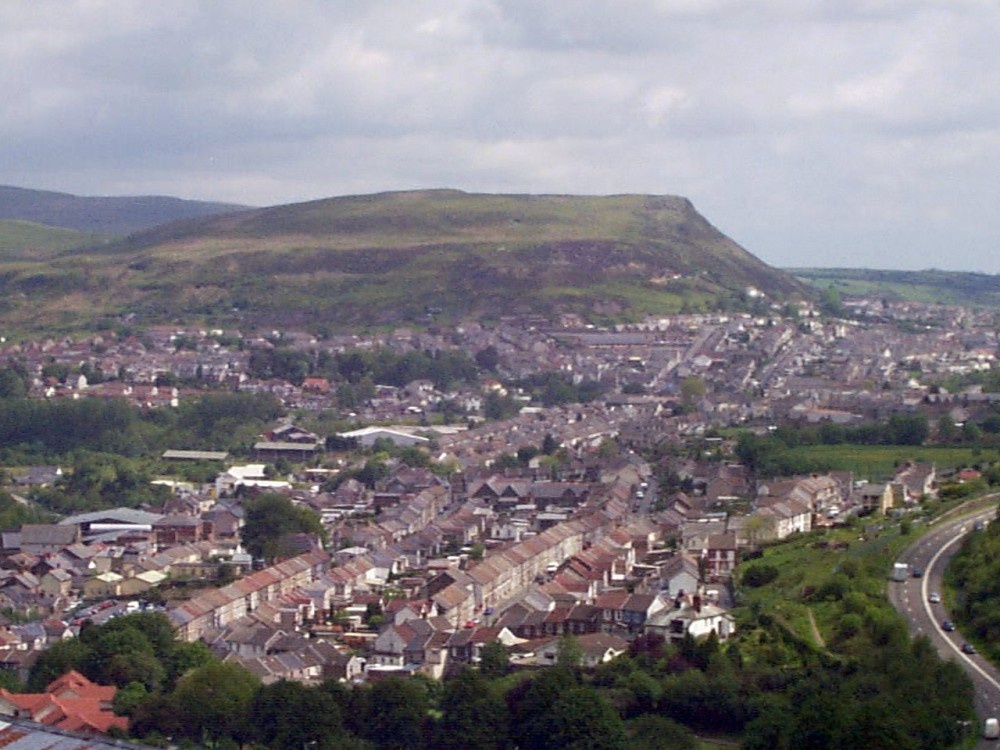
[[660, 553, 700, 598], [893, 462, 937, 503], [754, 498, 812, 541], [215, 464, 291, 495], [38, 569, 73, 598], [857, 482, 894, 515], [13, 466, 62, 488], [534, 632, 629, 668], [325, 647, 366, 682], [593, 590, 666, 634], [644, 595, 736, 643], [153, 514, 208, 547], [0, 670, 128, 735], [703, 533, 738, 580], [19, 525, 80, 556], [83, 572, 123, 599]]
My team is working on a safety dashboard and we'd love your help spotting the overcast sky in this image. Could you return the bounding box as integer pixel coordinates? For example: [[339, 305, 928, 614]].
[[3, 1, 1000, 272]]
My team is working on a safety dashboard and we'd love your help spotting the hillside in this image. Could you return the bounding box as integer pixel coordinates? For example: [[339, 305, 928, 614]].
[[792, 267, 1000, 308], [0, 185, 249, 236], [0, 189, 809, 334], [0, 220, 104, 261]]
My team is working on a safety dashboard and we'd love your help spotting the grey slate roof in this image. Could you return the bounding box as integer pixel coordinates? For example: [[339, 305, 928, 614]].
[[0, 717, 153, 749]]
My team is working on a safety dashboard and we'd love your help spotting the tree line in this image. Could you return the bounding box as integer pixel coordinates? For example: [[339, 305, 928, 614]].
[[24, 611, 973, 749]]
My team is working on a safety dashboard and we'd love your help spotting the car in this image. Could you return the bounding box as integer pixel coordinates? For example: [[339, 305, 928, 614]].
[[911, 567, 924, 578], [984, 716, 999, 740], [962, 643, 977, 654], [942, 620, 956, 632], [929, 592, 941, 603]]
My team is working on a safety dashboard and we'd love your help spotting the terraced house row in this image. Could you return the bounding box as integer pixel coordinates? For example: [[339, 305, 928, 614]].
[[168, 550, 330, 641]]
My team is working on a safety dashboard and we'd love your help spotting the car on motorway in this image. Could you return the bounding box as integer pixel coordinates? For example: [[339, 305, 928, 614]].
[[928, 592, 941, 603], [962, 643, 976, 654], [984, 717, 999, 740], [911, 566, 924, 578], [942, 620, 956, 632]]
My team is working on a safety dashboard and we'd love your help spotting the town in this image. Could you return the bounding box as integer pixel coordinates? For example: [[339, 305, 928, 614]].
[[0, 293, 994, 740]]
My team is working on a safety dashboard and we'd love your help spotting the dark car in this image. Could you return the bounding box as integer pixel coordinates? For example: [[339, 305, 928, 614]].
[[911, 567, 924, 578], [962, 643, 977, 654], [942, 620, 956, 632]]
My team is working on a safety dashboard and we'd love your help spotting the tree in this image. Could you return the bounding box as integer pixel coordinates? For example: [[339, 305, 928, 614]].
[[0, 367, 27, 398], [435, 669, 509, 750], [626, 715, 697, 750], [542, 433, 560, 455], [242, 492, 325, 561], [556, 633, 583, 668], [888, 414, 928, 446], [475, 345, 500, 371], [535, 685, 627, 750], [28, 637, 91, 690], [250, 680, 345, 749], [363, 677, 430, 750], [164, 640, 213, 688], [962, 421, 983, 444], [171, 662, 259, 745], [113, 681, 149, 717], [937, 414, 958, 443], [680, 376, 706, 404], [484, 390, 519, 420], [478, 640, 510, 678]]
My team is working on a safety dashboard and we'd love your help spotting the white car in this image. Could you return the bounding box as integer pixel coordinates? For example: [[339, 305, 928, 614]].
[[929, 592, 941, 604]]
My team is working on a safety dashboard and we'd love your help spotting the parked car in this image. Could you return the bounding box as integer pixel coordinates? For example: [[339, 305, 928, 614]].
[[962, 643, 976, 654], [942, 620, 956, 632], [929, 592, 941, 603]]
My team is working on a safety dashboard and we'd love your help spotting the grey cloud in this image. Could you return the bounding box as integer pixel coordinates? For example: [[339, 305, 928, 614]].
[[2, 0, 1000, 272]]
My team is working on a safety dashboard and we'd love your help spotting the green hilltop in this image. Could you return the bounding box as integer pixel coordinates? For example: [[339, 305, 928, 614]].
[[0, 220, 106, 261], [0, 190, 809, 334], [793, 267, 1000, 308]]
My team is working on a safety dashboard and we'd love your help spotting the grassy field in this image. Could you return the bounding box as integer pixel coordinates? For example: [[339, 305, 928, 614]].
[[785, 445, 999, 482]]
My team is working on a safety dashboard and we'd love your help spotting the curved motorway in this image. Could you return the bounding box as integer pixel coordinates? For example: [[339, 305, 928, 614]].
[[889, 505, 1000, 747]]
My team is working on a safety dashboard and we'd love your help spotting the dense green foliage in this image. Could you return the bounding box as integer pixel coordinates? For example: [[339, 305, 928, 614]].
[[28, 612, 211, 693], [0, 392, 282, 465], [0, 490, 54, 528], [946, 510, 1000, 660], [248, 346, 479, 390], [31, 454, 168, 513], [513, 372, 607, 407], [241, 492, 326, 561]]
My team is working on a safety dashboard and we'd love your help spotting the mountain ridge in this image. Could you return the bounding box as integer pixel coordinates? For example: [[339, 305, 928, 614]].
[[0, 188, 809, 334], [0, 184, 251, 236]]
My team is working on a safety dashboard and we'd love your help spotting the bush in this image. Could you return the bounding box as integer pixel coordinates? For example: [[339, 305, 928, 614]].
[[742, 563, 780, 588]]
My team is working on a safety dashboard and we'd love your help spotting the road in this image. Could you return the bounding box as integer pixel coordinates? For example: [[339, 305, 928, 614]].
[[889, 505, 1000, 746]]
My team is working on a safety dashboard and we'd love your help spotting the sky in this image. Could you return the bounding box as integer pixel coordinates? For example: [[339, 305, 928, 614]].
[[3, 1, 1000, 273]]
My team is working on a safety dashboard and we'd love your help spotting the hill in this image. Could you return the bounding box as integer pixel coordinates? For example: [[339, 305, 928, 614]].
[[0, 185, 249, 236], [0, 189, 809, 334], [0, 220, 105, 261], [792, 267, 1000, 308]]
